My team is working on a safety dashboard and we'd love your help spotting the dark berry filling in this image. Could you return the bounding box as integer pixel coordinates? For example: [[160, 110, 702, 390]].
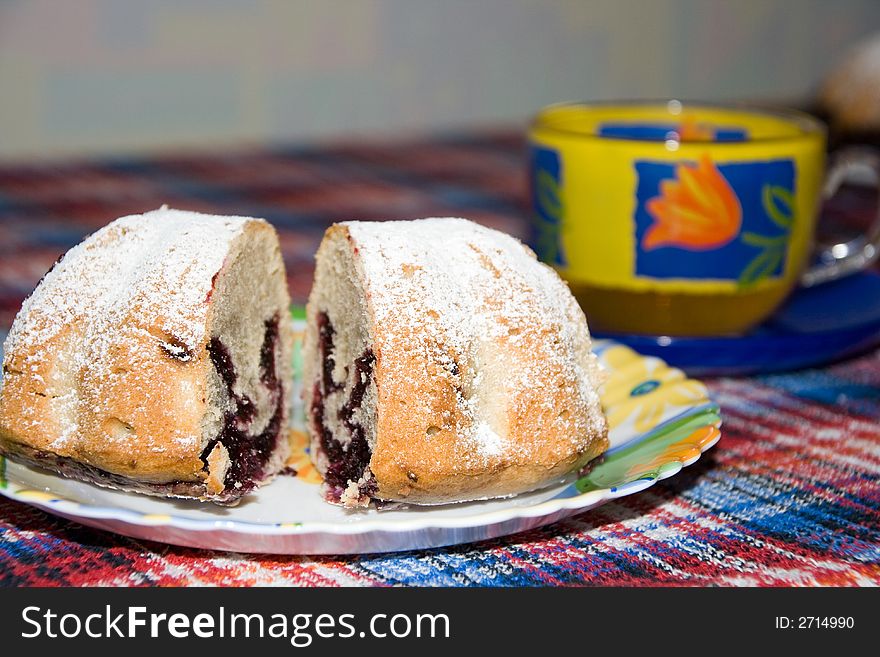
[[317, 311, 344, 394], [331, 349, 376, 491], [208, 335, 238, 394], [259, 314, 280, 385], [159, 335, 196, 362], [201, 314, 283, 493], [311, 312, 377, 501]]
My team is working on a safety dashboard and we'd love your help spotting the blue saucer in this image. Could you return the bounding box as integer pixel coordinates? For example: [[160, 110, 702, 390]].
[[592, 271, 880, 376]]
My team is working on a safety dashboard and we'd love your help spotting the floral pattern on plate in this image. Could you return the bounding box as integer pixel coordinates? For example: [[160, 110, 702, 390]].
[[0, 322, 721, 554]]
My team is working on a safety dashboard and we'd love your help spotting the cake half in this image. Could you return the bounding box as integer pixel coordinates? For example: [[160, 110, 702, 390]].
[[0, 207, 294, 504], [303, 218, 608, 507]]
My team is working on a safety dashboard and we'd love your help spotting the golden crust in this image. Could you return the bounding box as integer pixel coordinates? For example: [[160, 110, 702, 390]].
[[205, 443, 231, 495], [307, 220, 609, 506], [0, 212, 292, 500], [0, 321, 210, 483], [368, 290, 608, 504]]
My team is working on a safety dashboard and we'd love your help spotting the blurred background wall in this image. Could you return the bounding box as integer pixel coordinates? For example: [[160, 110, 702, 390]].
[[1, 0, 879, 160]]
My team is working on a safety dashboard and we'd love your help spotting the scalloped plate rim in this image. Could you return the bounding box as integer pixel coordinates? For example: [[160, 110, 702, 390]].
[[0, 430, 716, 537], [0, 406, 720, 534], [0, 340, 722, 552]]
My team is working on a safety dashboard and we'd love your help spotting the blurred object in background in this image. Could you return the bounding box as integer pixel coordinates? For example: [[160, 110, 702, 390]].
[[1, 0, 880, 160], [814, 32, 880, 265], [819, 32, 880, 145]]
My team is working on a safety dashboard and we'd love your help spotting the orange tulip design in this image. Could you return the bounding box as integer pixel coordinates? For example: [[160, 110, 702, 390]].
[[676, 118, 715, 142], [643, 154, 742, 251]]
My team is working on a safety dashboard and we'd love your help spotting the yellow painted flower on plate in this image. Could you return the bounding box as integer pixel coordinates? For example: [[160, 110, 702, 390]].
[[600, 345, 708, 433], [286, 429, 322, 484]]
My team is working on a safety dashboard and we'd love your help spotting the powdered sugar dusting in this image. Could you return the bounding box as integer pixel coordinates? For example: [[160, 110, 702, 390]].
[[472, 421, 504, 458], [345, 217, 606, 468], [2, 207, 251, 449]]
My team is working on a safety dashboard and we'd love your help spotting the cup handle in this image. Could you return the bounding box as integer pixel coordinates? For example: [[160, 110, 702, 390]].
[[801, 147, 880, 287]]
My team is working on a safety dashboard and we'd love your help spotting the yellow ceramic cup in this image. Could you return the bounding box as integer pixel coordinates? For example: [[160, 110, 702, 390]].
[[528, 101, 880, 336]]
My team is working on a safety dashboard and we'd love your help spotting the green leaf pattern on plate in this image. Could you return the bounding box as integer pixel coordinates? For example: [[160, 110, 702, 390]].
[[577, 406, 721, 493]]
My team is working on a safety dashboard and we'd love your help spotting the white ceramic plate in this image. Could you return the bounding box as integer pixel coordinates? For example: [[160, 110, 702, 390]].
[[0, 328, 721, 555]]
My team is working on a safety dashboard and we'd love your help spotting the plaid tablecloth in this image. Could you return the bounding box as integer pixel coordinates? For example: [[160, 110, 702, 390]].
[[0, 132, 878, 586]]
